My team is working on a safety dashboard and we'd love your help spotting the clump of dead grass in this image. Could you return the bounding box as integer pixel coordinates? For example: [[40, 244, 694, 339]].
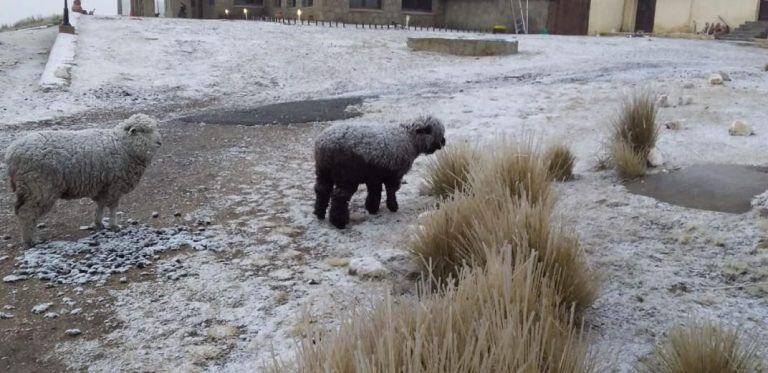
[[608, 92, 658, 179], [424, 141, 476, 198], [545, 143, 576, 181], [469, 139, 552, 205], [291, 251, 595, 373], [637, 321, 764, 373], [409, 183, 597, 312]]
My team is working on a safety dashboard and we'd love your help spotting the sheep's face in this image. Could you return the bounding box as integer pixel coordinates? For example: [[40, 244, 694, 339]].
[[121, 115, 162, 162], [408, 116, 446, 155]]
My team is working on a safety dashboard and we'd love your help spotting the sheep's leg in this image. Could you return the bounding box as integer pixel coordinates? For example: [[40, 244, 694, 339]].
[[314, 176, 334, 220], [107, 202, 120, 232], [385, 179, 401, 212], [15, 190, 55, 248], [94, 202, 106, 230], [365, 182, 382, 215], [329, 184, 356, 229]]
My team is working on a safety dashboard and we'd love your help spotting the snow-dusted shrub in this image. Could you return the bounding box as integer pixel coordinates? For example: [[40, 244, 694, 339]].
[[424, 140, 476, 198], [5, 114, 162, 246], [609, 92, 658, 179], [289, 250, 594, 373], [545, 143, 575, 182], [313, 116, 446, 229], [638, 321, 764, 373]]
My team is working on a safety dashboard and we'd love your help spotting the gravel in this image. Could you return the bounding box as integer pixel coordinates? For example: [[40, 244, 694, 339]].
[[8, 225, 219, 285]]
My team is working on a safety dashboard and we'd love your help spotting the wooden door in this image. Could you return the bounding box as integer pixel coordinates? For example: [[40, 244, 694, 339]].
[[760, 0, 768, 21], [550, 0, 590, 35], [635, 0, 656, 32]]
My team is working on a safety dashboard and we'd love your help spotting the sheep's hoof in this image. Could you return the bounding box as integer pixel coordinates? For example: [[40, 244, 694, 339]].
[[329, 217, 348, 229], [109, 225, 121, 233], [366, 206, 379, 215], [95, 223, 106, 231], [386, 201, 399, 212], [314, 210, 326, 220]]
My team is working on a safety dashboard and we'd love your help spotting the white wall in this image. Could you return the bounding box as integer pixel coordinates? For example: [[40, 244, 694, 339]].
[[588, 0, 626, 34]]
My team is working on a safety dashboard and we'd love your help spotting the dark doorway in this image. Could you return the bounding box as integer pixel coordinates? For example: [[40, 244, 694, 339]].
[[760, 0, 768, 21], [635, 0, 656, 32], [549, 0, 590, 35]]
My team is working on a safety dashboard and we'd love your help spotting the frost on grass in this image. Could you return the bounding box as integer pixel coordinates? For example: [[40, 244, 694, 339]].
[[286, 251, 595, 373], [424, 140, 476, 198], [545, 143, 575, 182], [637, 320, 764, 373], [10, 225, 219, 285]]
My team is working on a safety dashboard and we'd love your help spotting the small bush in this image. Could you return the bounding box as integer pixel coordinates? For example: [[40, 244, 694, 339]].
[[609, 92, 658, 178], [424, 141, 476, 198], [545, 144, 575, 181], [638, 321, 764, 373], [470, 139, 552, 206], [291, 251, 595, 373], [409, 186, 597, 312], [0, 15, 61, 32]]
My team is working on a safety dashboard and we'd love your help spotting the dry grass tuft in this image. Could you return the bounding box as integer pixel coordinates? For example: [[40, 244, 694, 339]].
[[292, 251, 595, 373], [545, 144, 576, 181], [638, 321, 764, 373], [608, 92, 658, 179], [424, 141, 477, 198], [470, 139, 552, 205], [409, 185, 597, 312]]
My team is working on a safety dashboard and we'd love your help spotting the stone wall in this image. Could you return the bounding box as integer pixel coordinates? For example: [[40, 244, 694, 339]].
[[443, 0, 550, 33]]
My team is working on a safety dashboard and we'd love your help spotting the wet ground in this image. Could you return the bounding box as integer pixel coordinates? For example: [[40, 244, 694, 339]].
[[178, 97, 367, 126], [626, 164, 768, 214]]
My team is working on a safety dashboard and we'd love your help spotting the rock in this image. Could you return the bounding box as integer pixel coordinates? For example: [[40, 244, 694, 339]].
[[656, 94, 670, 108], [3, 275, 27, 283], [44, 312, 59, 319], [174, 212, 182, 217], [0, 256, 7, 262], [719, 71, 731, 81], [152, 211, 160, 218], [664, 120, 684, 131], [682, 82, 695, 89], [31, 303, 53, 314], [677, 96, 693, 106], [62, 297, 76, 306], [647, 148, 664, 167], [325, 257, 349, 267], [70, 308, 82, 315], [0, 312, 13, 319], [79, 225, 92, 231], [119, 277, 128, 283], [65, 328, 82, 336], [349, 257, 389, 279], [729, 120, 753, 136], [2, 235, 11, 240], [709, 74, 724, 85]]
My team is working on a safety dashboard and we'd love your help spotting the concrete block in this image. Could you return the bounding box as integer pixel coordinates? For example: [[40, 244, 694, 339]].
[[407, 37, 518, 56]]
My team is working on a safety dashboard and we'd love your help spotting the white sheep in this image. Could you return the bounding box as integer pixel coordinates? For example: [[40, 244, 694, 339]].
[[5, 114, 162, 247], [314, 116, 446, 228]]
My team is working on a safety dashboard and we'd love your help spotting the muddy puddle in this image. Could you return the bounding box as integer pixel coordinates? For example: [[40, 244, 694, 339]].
[[626, 164, 768, 214], [179, 96, 367, 126]]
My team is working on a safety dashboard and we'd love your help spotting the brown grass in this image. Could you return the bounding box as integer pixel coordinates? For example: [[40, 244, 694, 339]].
[[424, 141, 476, 198], [637, 321, 764, 373], [291, 250, 595, 373], [545, 144, 575, 181], [408, 185, 597, 312], [470, 139, 552, 206], [0, 15, 61, 32], [609, 92, 658, 179]]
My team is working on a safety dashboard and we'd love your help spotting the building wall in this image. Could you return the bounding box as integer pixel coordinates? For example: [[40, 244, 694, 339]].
[[443, 0, 550, 33], [587, 0, 625, 34]]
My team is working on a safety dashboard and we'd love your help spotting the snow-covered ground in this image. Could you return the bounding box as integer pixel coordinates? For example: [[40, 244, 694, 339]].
[[2, 15, 768, 372]]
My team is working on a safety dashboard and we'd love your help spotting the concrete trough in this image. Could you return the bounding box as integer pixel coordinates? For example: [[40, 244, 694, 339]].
[[407, 37, 518, 56]]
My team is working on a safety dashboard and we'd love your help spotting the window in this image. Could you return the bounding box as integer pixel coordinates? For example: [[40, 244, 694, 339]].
[[289, 0, 296, 7], [301, 0, 313, 6], [234, 0, 263, 5], [402, 0, 431, 12], [349, 0, 381, 9]]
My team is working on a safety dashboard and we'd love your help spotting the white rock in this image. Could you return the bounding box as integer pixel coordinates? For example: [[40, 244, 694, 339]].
[[682, 82, 695, 89], [709, 74, 724, 85], [719, 71, 732, 81], [70, 308, 82, 315], [65, 328, 82, 336], [729, 121, 753, 136], [0, 312, 13, 319], [656, 94, 670, 108], [647, 148, 664, 167], [31, 303, 53, 314], [349, 257, 389, 279], [664, 120, 684, 131], [677, 96, 693, 106], [3, 275, 27, 283], [44, 312, 60, 319]]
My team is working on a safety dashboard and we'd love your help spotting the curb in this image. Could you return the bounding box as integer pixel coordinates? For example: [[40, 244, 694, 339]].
[[39, 13, 80, 89]]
